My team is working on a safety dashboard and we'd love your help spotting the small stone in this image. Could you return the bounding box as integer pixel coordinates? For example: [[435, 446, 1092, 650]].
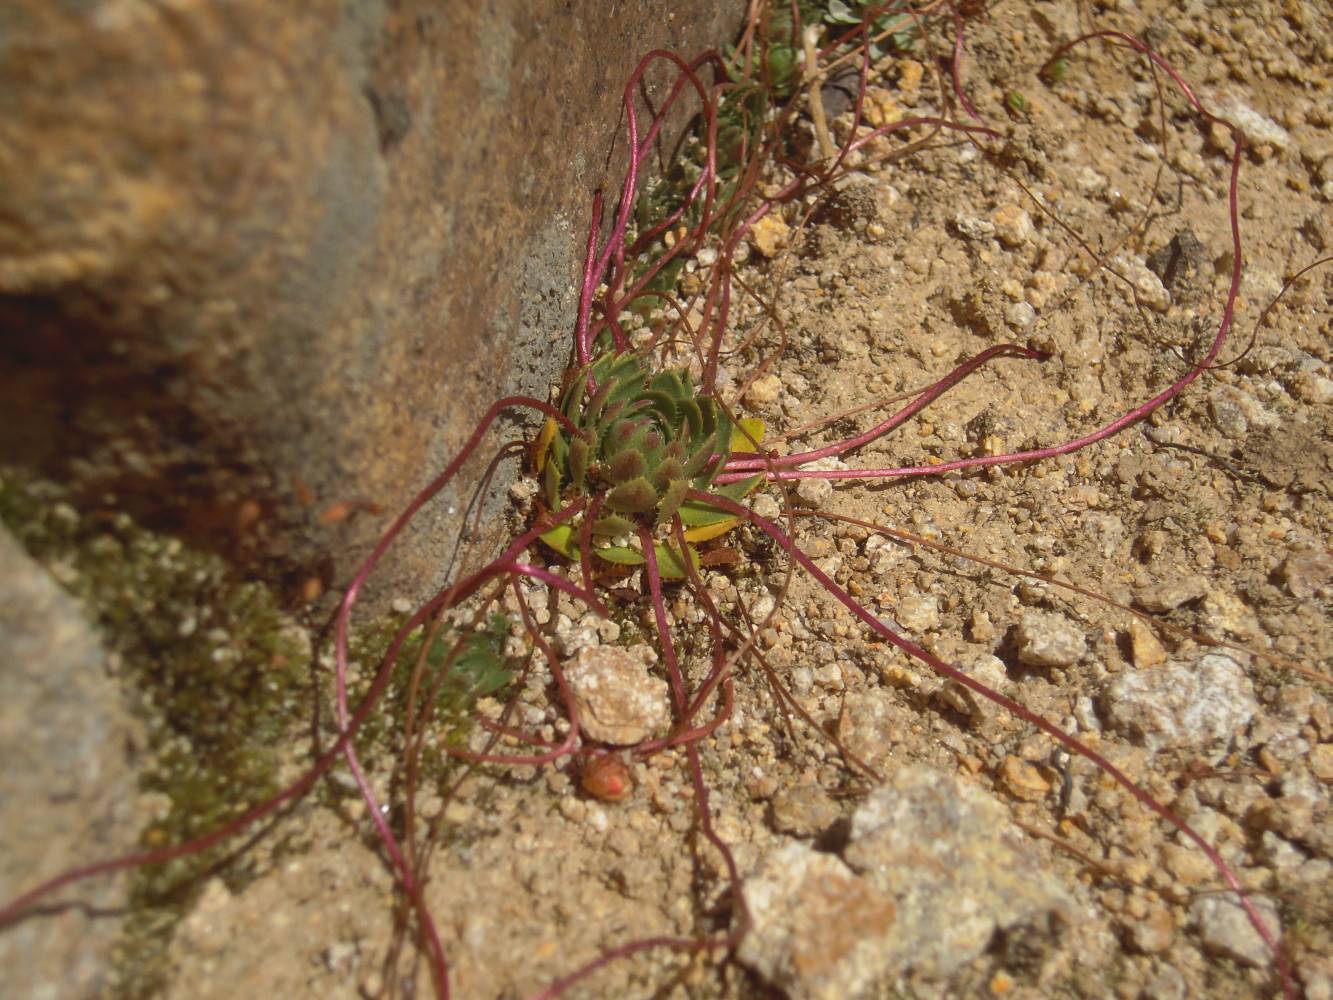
[[1005, 301, 1036, 330], [953, 214, 995, 240], [1279, 548, 1333, 599], [1127, 619, 1167, 668], [1125, 904, 1176, 954], [999, 756, 1050, 802], [1114, 254, 1171, 311], [896, 59, 924, 97], [1014, 611, 1087, 668], [1134, 575, 1207, 613], [745, 373, 783, 407], [967, 607, 996, 643], [769, 784, 841, 837], [1214, 95, 1294, 158], [1290, 371, 1333, 405], [991, 203, 1034, 248], [563, 644, 669, 745], [1101, 653, 1258, 750], [736, 843, 897, 1000], [938, 654, 1011, 726], [1310, 744, 1333, 782], [747, 214, 791, 258], [795, 476, 834, 508], [1191, 893, 1281, 968], [895, 593, 939, 633]]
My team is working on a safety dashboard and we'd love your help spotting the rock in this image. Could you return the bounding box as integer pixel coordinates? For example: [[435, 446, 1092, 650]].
[[0, 529, 141, 999], [1100, 653, 1258, 750], [0, 0, 742, 613], [1014, 610, 1087, 668], [795, 476, 835, 508], [1005, 301, 1037, 330], [563, 644, 669, 746], [991, 203, 1034, 248], [1311, 744, 1333, 783], [792, 458, 847, 509], [938, 653, 1012, 727], [1127, 619, 1167, 668], [1191, 893, 1281, 968], [999, 756, 1051, 802], [769, 784, 841, 838], [894, 593, 940, 633], [1213, 94, 1294, 158], [736, 843, 897, 1000], [1124, 904, 1176, 954], [745, 373, 784, 407], [840, 766, 1074, 981], [953, 214, 996, 240], [748, 214, 792, 258], [1133, 575, 1207, 613], [1113, 255, 1171, 311], [1279, 547, 1333, 599]]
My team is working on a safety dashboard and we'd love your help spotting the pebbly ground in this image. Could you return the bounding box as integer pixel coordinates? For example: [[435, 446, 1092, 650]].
[[117, 2, 1333, 998]]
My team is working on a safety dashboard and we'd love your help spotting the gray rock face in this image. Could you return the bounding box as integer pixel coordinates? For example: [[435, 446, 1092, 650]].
[[842, 765, 1075, 982], [740, 766, 1077, 998], [736, 842, 898, 1000], [1100, 653, 1258, 750], [0, 529, 140, 999], [0, 0, 742, 610], [1191, 893, 1282, 968]]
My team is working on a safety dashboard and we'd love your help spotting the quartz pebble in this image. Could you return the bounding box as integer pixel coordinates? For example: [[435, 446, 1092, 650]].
[[1014, 610, 1087, 668], [991, 203, 1034, 248], [563, 644, 669, 745], [1191, 893, 1281, 968], [1101, 653, 1258, 750]]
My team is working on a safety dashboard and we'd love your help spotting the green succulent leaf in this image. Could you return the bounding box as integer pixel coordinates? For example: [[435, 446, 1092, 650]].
[[605, 476, 658, 513]]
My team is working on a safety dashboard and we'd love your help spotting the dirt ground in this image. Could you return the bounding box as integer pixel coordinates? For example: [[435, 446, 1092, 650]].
[[150, 3, 1330, 999]]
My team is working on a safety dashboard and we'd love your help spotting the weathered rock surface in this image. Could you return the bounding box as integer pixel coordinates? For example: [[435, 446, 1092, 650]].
[[841, 765, 1075, 983], [0, 529, 140, 998], [736, 842, 897, 1000], [1100, 653, 1258, 750], [564, 643, 669, 745], [0, 0, 742, 609]]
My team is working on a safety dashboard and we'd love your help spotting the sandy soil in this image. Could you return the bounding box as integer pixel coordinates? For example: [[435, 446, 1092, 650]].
[[157, 3, 1330, 999]]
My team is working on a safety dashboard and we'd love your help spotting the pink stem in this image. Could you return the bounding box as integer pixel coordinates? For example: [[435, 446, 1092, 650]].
[[691, 489, 1292, 998], [723, 343, 1042, 472]]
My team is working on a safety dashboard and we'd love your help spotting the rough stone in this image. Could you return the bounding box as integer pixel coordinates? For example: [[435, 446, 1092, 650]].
[[1213, 94, 1294, 157], [748, 214, 792, 258], [0, 529, 141, 999], [769, 784, 842, 838], [1014, 610, 1087, 668], [1100, 653, 1258, 750], [938, 653, 1012, 727], [840, 765, 1075, 981], [894, 593, 940, 633], [1133, 575, 1207, 613], [991, 203, 1035, 248], [1127, 618, 1167, 669], [563, 643, 669, 746], [1279, 547, 1333, 599], [1191, 893, 1281, 968], [0, 0, 742, 611], [736, 842, 897, 1000]]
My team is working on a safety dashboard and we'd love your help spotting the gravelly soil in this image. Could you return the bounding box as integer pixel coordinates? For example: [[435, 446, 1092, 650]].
[[159, 3, 1330, 999]]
